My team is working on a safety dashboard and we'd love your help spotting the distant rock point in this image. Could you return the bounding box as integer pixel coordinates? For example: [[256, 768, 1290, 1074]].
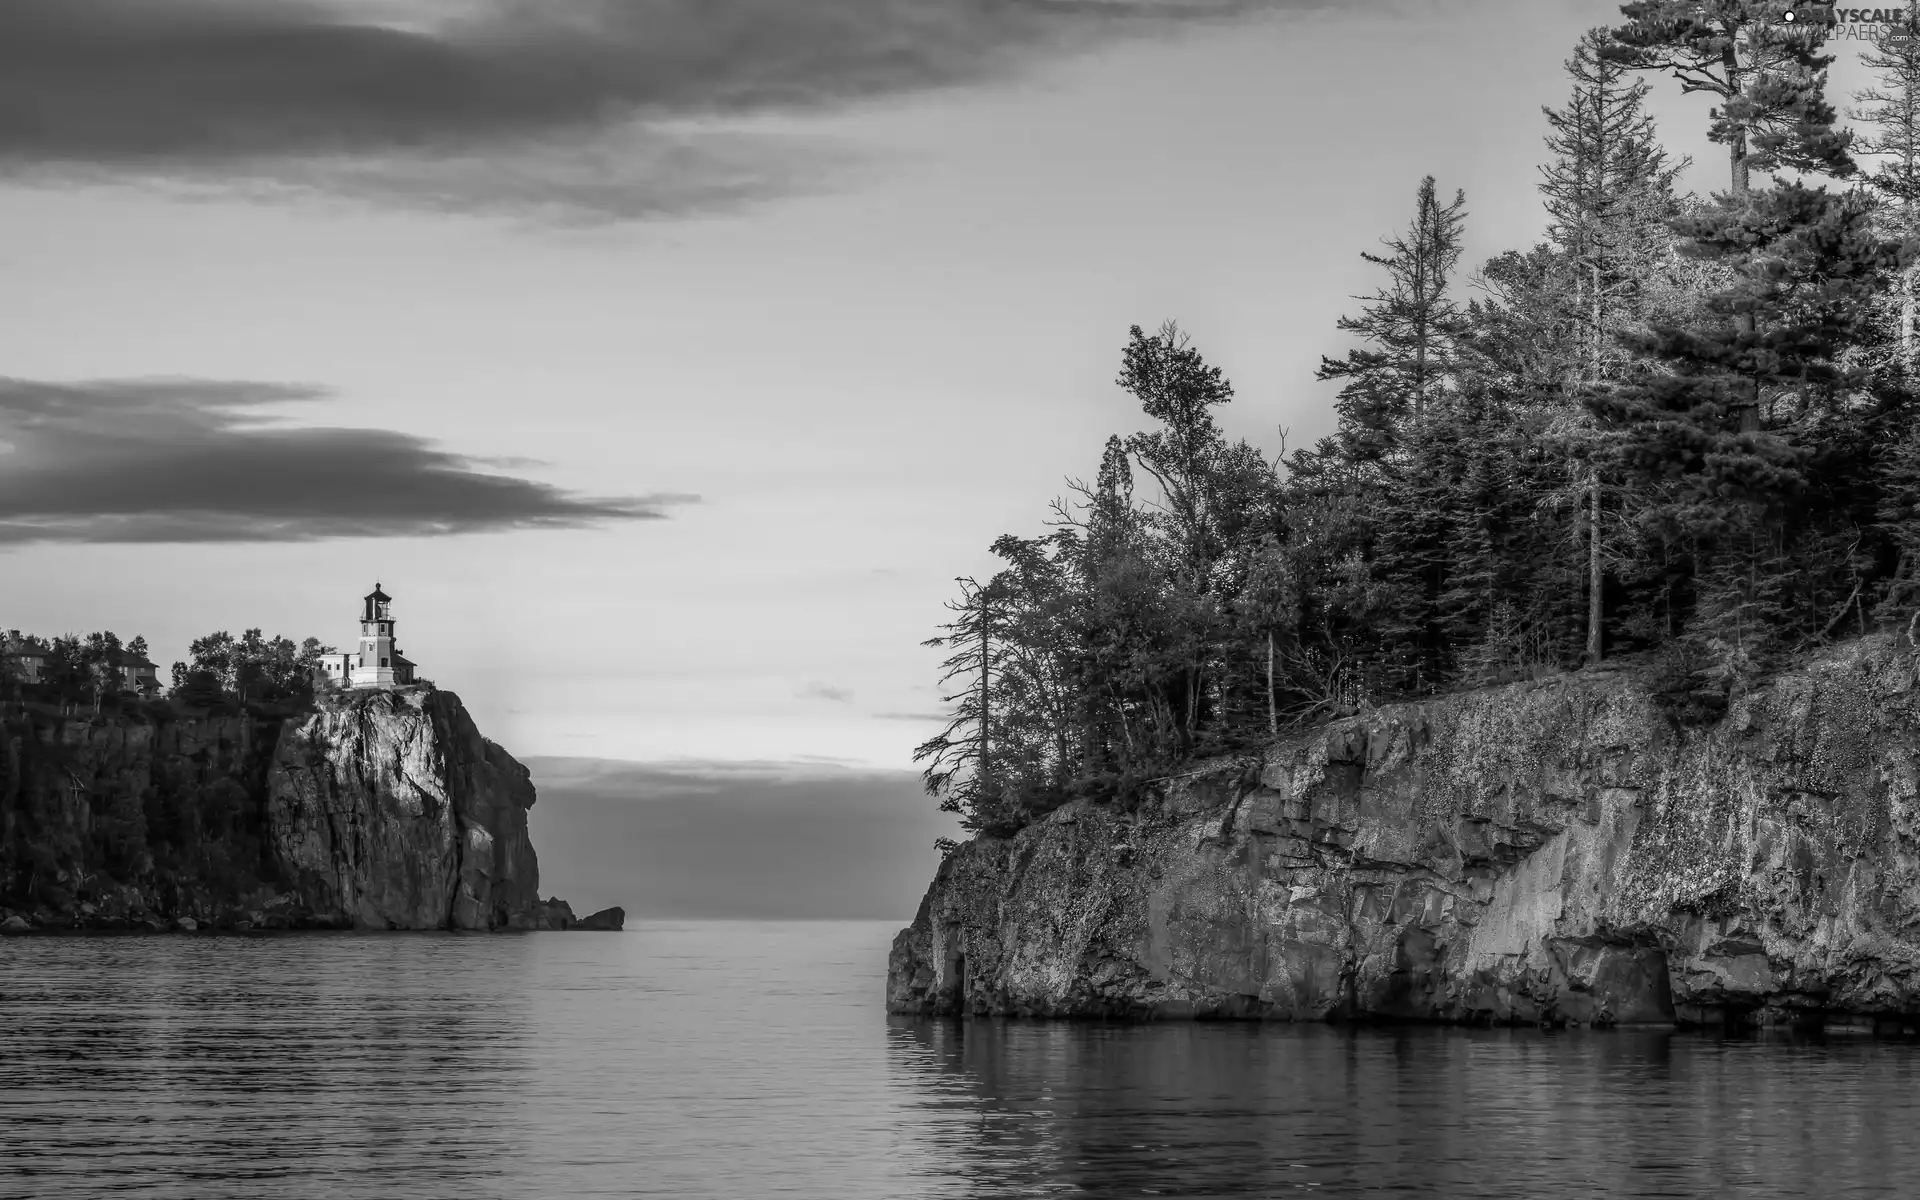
[[573, 906, 626, 932]]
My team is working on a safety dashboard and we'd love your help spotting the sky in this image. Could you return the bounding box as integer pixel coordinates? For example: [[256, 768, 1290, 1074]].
[[0, 0, 1908, 915], [522, 755, 962, 918]]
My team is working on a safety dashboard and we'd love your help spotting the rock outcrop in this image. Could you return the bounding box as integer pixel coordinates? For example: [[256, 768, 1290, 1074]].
[[0, 687, 588, 932], [570, 905, 627, 931], [526, 899, 625, 931], [889, 634, 1920, 1030]]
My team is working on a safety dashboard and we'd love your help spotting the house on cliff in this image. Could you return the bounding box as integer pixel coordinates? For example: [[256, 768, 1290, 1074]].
[[315, 584, 418, 691], [116, 654, 160, 695], [2, 636, 49, 684], [1, 636, 158, 695]]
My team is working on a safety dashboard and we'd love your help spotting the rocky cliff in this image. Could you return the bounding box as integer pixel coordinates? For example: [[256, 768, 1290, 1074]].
[[0, 687, 604, 932], [889, 634, 1920, 1030]]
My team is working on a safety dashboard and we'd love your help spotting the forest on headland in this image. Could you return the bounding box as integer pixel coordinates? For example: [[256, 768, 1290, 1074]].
[[916, 3, 1920, 839]]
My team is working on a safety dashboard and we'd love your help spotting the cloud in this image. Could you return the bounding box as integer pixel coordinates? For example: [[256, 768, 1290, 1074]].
[[872, 711, 947, 722], [0, 0, 1321, 217], [524, 755, 961, 918], [798, 681, 855, 703], [0, 376, 690, 544]]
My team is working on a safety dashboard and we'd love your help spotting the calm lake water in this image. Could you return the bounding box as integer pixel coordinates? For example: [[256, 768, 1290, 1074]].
[[4, 922, 1920, 1199]]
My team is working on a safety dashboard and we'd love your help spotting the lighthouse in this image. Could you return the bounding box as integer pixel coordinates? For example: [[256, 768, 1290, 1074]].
[[316, 584, 418, 690]]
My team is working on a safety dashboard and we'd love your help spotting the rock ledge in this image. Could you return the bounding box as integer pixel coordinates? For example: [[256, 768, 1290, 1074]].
[[889, 634, 1920, 1030]]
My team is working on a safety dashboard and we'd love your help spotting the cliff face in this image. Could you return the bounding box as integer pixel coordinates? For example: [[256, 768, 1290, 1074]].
[[0, 688, 577, 931], [889, 634, 1920, 1030]]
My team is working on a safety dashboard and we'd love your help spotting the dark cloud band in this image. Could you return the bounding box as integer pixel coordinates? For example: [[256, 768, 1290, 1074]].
[[0, 0, 1317, 216], [0, 377, 689, 543]]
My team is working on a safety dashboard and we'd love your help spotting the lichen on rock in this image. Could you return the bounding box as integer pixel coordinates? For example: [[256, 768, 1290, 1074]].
[[888, 633, 1920, 1030]]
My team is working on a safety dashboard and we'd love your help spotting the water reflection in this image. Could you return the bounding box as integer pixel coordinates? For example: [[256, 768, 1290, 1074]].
[[9, 926, 1920, 1199], [886, 1017, 1920, 1198]]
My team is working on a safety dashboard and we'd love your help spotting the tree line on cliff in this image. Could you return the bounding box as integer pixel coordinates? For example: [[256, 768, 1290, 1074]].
[[917, 2, 1920, 837], [2, 627, 335, 712]]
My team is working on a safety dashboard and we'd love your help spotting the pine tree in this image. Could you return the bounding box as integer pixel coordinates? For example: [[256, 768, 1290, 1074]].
[[1600, 187, 1884, 482], [1541, 28, 1686, 377], [1317, 176, 1469, 452], [1608, 1, 1852, 199], [1539, 28, 1687, 663], [1589, 183, 1891, 689], [914, 576, 1007, 832], [1083, 435, 1139, 571], [1851, 2, 1920, 367], [1058, 436, 1151, 778], [1609, 1, 1855, 433]]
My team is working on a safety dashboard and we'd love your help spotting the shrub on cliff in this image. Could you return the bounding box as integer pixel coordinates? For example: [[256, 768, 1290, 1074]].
[[169, 669, 232, 713]]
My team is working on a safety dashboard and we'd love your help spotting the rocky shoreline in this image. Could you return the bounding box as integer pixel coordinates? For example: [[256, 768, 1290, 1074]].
[[889, 634, 1920, 1031]]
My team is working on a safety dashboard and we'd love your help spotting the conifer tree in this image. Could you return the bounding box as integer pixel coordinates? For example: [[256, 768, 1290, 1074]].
[[914, 576, 1008, 832], [1539, 28, 1686, 663], [981, 533, 1078, 801], [1056, 435, 1149, 778], [1536, 28, 1689, 660], [1609, 1, 1855, 435], [1608, 2, 1852, 198], [1589, 182, 1891, 685], [1082, 435, 1139, 571], [1612, 0, 1850, 445], [1600, 185, 1885, 486], [1851, 2, 1920, 366], [1317, 176, 1469, 452], [1542, 28, 1686, 376]]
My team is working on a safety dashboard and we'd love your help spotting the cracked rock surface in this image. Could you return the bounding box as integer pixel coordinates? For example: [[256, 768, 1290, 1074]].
[[889, 634, 1920, 1029]]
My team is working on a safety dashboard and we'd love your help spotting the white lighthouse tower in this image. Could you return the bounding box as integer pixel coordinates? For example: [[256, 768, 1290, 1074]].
[[346, 583, 415, 689]]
